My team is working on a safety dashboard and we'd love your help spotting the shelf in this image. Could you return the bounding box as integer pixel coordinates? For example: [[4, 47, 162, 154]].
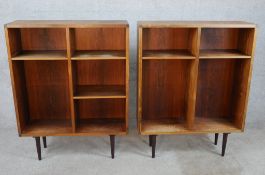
[[192, 117, 240, 133], [21, 120, 72, 136], [141, 119, 188, 135], [199, 49, 251, 59], [74, 85, 126, 99], [76, 119, 126, 135], [142, 50, 195, 59], [71, 50, 126, 60], [12, 51, 67, 60]]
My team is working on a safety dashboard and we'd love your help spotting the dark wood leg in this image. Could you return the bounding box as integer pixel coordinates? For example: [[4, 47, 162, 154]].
[[214, 133, 219, 145], [42, 137, 47, 148], [222, 133, 229, 156], [110, 135, 115, 159], [149, 135, 152, 147], [151, 135, 156, 158], [34, 137, 41, 160]]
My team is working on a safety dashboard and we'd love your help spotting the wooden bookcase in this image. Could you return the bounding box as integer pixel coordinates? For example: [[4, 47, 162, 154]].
[[137, 21, 256, 158], [5, 20, 129, 160]]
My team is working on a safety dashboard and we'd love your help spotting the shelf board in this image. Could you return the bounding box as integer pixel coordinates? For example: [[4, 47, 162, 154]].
[[199, 49, 251, 59], [76, 119, 126, 135], [74, 85, 126, 99], [71, 50, 126, 60], [21, 120, 72, 136], [142, 50, 195, 60], [12, 51, 67, 60]]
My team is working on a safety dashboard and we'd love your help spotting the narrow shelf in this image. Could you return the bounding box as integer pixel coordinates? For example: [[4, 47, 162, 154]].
[[74, 85, 126, 99], [141, 119, 188, 135], [192, 117, 240, 133], [76, 119, 126, 135], [71, 50, 126, 60], [21, 120, 72, 136], [12, 51, 67, 60], [142, 50, 195, 60], [199, 49, 251, 59]]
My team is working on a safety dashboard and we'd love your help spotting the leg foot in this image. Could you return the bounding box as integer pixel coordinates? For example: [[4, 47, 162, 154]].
[[110, 135, 115, 159], [149, 135, 152, 147], [42, 137, 47, 148], [35, 137, 41, 160], [214, 133, 219, 145], [222, 133, 229, 156], [151, 135, 156, 158]]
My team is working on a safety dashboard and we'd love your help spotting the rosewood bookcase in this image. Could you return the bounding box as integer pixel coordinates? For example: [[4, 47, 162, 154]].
[[5, 20, 129, 160], [137, 21, 256, 158]]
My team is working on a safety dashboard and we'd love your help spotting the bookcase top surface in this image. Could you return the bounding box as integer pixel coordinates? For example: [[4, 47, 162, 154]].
[[5, 20, 129, 28], [138, 21, 256, 28]]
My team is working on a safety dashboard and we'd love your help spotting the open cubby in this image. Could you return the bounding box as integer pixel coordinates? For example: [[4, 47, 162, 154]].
[[11, 60, 72, 136], [7, 28, 67, 60], [142, 28, 197, 59], [72, 60, 126, 99], [200, 28, 254, 59], [70, 28, 126, 60]]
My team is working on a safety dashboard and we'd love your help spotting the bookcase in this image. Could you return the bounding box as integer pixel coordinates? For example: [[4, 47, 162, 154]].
[[5, 20, 129, 160], [137, 21, 256, 158]]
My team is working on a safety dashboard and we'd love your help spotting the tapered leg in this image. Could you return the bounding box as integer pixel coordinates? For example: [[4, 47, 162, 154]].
[[214, 133, 219, 145], [35, 137, 41, 160], [151, 135, 156, 158], [42, 137, 47, 148], [110, 135, 115, 159], [222, 133, 229, 156], [149, 135, 152, 147]]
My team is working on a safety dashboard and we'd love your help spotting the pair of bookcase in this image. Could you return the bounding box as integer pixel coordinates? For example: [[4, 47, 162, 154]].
[[5, 21, 256, 160]]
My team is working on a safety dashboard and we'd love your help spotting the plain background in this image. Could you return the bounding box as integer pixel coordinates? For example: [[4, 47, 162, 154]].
[[0, 1, 265, 175]]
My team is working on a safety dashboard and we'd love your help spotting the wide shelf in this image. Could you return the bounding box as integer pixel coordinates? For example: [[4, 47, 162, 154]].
[[71, 50, 126, 60], [21, 120, 72, 136], [142, 50, 195, 60], [199, 49, 251, 59], [76, 119, 126, 135], [74, 85, 126, 99], [11, 50, 67, 60]]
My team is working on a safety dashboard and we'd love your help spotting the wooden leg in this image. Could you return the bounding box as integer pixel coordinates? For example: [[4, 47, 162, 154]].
[[222, 133, 229, 156], [110, 135, 115, 159], [151, 135, 156, 158], [42, 137, 47, 148], [214, 133, 219, 145], [35, 137, 41, 160], [149, 135, 152, 147]]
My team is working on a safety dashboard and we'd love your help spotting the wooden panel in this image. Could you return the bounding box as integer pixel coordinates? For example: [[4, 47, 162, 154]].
[[6, 28, 21, 57], [74, 60, 125, 85], [74, 28, 125, 50], [20, 28, 66, 50], [142, 60, 190, 121], [76, 99, 125, 119], [24, 61, 71, 120], [72, 50, 125, 60], [142, 50, 195, 59], [200, 49, 250, 59], [12, 50, 67, 60]]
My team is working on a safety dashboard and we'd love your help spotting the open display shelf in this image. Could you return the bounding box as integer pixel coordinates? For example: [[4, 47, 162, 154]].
[[137, 21, 256, 157], [5, 20, 129, 159]]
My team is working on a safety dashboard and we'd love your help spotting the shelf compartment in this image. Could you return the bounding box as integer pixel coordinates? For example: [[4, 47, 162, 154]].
[[12, 50, 67, 60], [73, 85, 126, 99], [7, 28, 67, 59], [195, 59, 251, 130], [142, 50, 195, 59], [141, 119, 188, 135], [21, 120, 72, 136], [200, 28, 255, 58], [199, 49, 251, 59], [75, 99, 126, 135], [142, 28, 198, 58], [11, 60, 72, 135], [71, 50, 125, 60]]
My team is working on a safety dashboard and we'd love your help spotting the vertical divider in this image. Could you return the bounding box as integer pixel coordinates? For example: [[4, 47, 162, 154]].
[[186, 27, 201, 129], [66, 27, 76, 132], [125, 26, 130, 133], [137, 26, 143, 133]]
